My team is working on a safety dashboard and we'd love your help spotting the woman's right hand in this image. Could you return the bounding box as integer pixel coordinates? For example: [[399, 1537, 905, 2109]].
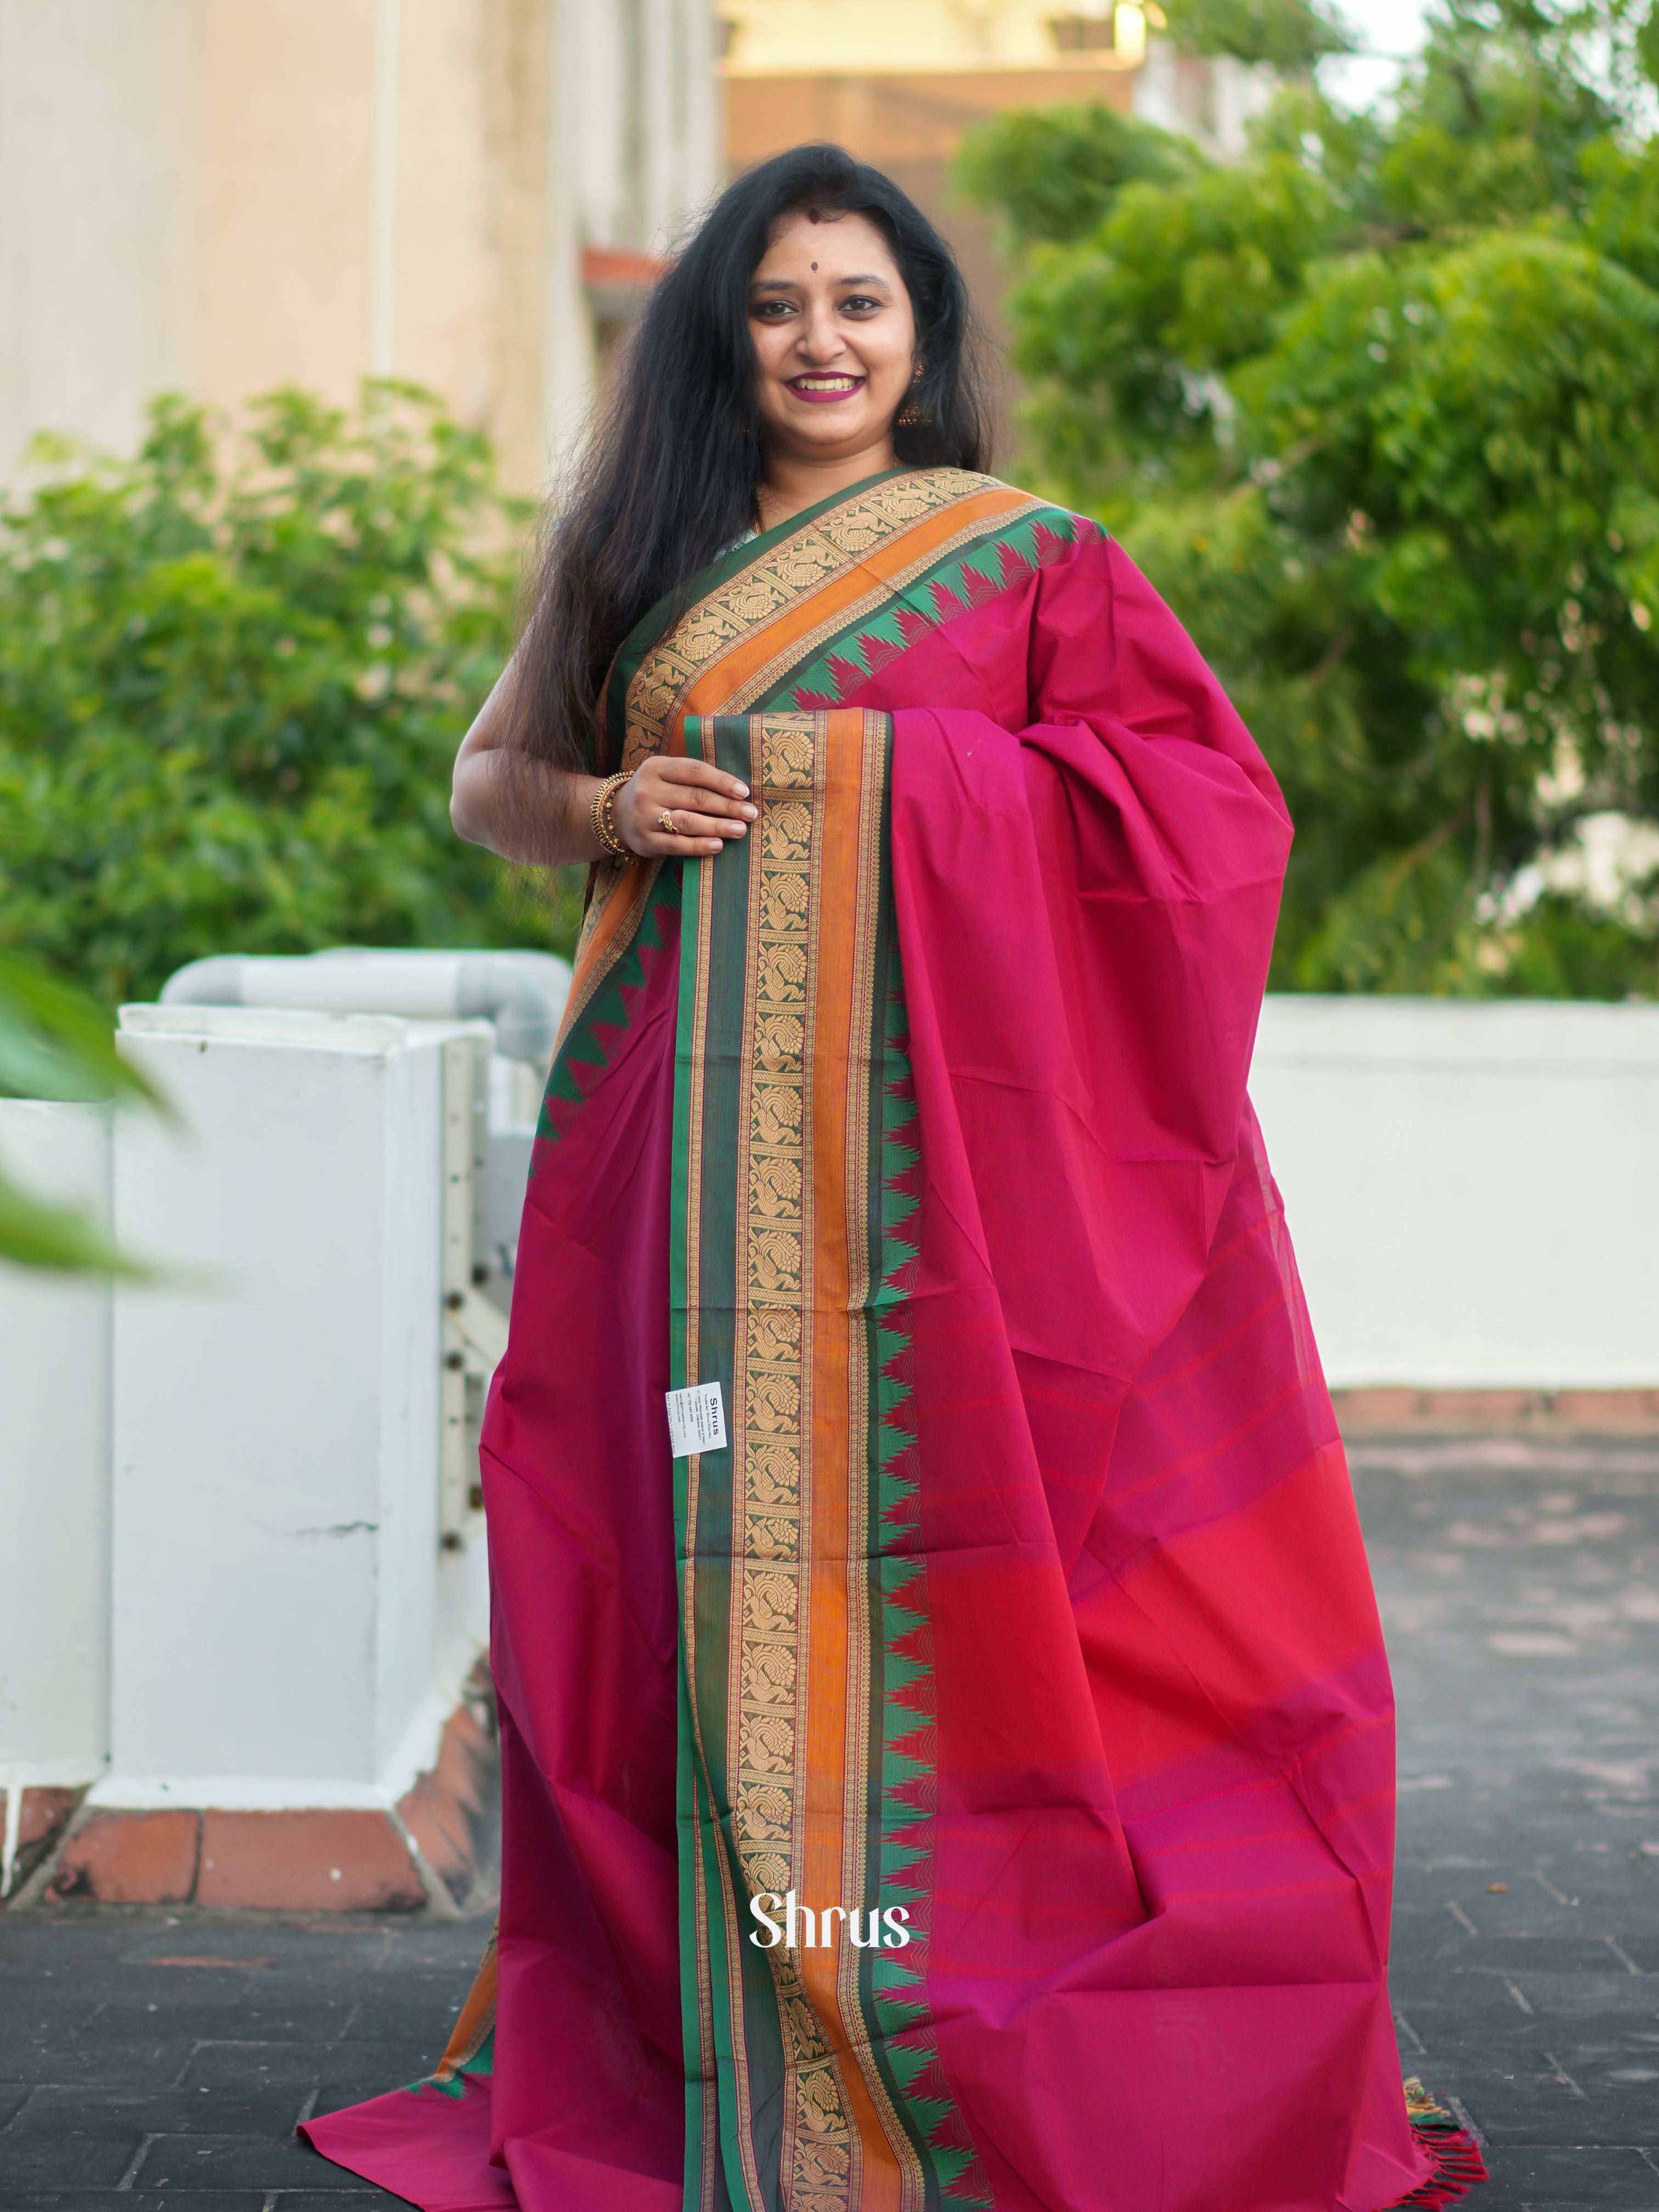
[[449, 654, 758, 867], [613, 754, 758, 859]]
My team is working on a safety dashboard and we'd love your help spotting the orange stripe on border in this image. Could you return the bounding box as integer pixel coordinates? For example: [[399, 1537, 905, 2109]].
[[433, 1942, 496, 2079], [792, 713, 905, 2212], [676, 487, 1037, 720]]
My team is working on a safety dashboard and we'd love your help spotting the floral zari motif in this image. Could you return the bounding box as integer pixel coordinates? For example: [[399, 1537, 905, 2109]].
[[674, 710, 946, 2212]]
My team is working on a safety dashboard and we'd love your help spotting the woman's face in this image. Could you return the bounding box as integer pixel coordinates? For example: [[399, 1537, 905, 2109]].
[[748, 209, 917, 467]]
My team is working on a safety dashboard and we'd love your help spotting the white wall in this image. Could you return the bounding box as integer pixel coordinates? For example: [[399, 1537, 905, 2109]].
[[1132, 38, 1277, 159], [98, 1004, 486, 1809], [1250, 996, 1659, 1390], [7, 994, 1657, 1812], [0, 1100, 112, 1788], [0, 0, 721, 490], [0, 0, 198, 471]]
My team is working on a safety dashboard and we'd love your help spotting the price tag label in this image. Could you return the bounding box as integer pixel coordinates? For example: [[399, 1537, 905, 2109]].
[[665, 1380, 727, 1458]]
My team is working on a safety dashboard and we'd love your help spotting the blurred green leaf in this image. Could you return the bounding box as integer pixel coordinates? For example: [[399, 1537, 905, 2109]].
[[0, 1164, 143, 1276], [0, 955, 167, 1107], [0, 953, 164, 1273]]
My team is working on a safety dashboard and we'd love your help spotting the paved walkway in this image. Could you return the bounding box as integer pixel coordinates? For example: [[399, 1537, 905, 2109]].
[[1365, 1432, 1659, 2212], [2, 1433, 1656, 2210]]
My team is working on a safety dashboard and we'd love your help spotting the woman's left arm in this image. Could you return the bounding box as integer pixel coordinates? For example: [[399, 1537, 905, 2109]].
[[449, 658, 757, 865]]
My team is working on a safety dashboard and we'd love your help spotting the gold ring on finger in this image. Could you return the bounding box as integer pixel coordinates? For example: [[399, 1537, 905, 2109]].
[[657, 809, 676, 835]]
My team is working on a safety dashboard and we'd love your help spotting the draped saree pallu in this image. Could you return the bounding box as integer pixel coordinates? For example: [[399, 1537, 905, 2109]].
[[303, 469, 1487, 2212]]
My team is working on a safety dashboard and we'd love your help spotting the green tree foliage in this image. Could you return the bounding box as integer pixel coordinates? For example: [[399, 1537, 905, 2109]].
[[0, 385, 578, 1011], [1161, 0, 1353, 72], [956, 101, 1204, 246], [961, 0, 1659, 993]]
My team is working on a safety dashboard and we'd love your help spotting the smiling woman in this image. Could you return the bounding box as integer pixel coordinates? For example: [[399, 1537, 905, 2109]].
[[444, 148, 989, 876], [304, 145, 1484, 2212], [746, 215, 918, 491]]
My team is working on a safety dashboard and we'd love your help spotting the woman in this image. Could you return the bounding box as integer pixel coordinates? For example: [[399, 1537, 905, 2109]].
[[305, 146, 1485, 2212]]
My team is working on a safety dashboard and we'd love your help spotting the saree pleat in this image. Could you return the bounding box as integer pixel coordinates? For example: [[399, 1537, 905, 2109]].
[[304, 468, 1447, 2212]]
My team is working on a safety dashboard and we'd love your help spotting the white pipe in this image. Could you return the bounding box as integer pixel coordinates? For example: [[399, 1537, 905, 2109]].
[[159, 950, 569, 1064]]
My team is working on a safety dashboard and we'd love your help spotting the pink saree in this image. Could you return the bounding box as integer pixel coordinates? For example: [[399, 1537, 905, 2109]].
[[305, 469, 1483, 2212]]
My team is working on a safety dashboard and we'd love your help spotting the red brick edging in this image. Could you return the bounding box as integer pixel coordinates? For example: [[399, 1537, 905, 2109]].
[[22, 1683, 496, 1914], [1333, 1387, 1659, 1432]]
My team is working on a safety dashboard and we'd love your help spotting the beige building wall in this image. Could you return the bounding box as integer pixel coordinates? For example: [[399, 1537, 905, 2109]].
[[0, 0, 199, 472], [0, 0, 721, 493]]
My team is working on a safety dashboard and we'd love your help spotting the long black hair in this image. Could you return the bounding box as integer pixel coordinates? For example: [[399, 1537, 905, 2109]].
[[503, 144, 992, 785]]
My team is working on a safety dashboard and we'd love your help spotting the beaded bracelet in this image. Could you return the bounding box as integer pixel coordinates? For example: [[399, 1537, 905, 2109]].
[[590, 771, 633, 861]]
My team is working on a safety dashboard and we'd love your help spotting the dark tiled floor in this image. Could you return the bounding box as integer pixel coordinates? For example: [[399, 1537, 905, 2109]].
[[1362, 1433, 1659, 2210], [3, 1433, 1657, 2209], [0, 1912, 485, 2205]]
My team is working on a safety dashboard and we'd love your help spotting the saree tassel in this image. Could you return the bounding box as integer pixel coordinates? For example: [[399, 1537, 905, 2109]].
[[1387, 2126, 1489, 2209], [1387, 2081, 1489, 2208]]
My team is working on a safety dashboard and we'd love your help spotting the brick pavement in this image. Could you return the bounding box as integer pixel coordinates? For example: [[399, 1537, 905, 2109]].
[[2, 1432, 1656, 2210]]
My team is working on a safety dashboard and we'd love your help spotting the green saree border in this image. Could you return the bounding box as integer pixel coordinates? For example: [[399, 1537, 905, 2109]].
[[670, 710, 999, 2212], [596, 468, 913, 774], [535, 862, 680, 1148], [674, 717, 791, 2212], [781, 504, 1092, 714], [858, 950, 994, 2211]]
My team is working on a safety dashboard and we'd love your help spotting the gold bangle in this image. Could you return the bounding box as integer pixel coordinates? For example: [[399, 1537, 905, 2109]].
[[590, 770, 632, 861]]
